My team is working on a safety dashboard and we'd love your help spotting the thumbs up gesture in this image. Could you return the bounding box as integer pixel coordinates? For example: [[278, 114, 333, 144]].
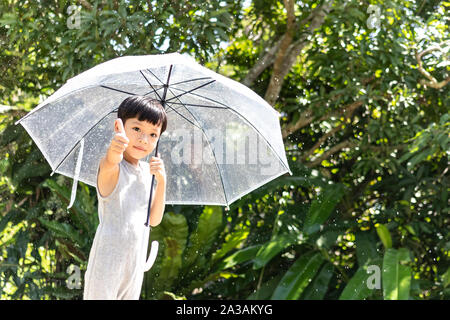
[[106, 118, 130, 165]]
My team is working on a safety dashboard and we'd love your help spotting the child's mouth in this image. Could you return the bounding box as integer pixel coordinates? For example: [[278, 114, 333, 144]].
[[134, 146, 146, 151]]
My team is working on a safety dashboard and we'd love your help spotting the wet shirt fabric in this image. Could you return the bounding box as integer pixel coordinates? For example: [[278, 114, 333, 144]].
[[83, 158, 154, 300]]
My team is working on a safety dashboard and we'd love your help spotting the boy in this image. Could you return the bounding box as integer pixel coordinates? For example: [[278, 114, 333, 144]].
[[83, 95, 167, 300]]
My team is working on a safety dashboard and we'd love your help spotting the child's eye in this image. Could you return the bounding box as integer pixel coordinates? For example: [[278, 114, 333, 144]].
[[133, 127, 140, 132]]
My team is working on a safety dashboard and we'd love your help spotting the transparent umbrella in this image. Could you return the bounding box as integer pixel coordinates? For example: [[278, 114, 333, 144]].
[[15, 52, 292, 229]]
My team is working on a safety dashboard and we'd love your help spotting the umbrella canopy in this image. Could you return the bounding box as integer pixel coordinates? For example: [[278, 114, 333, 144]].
[[15, 53, 292, 214]]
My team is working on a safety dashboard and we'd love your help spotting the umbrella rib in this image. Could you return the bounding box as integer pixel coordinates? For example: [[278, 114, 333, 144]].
[[15, 85, 133, 126], [167, 86, 229, 109], [164, 102, 203, 130], [99, 85, 137, 96], [139, 70, 163, 101], [50, 108, 118, 176], [169, 77, 213, 87], [226, 107, 293, 176], [49, 105, 202, 179], [168, 83, 291, 175], [142, 77, 215, 99], [146, 68, 165, 85], [169, 89, 291, 177], [167, 102, 229, 110], [166, 86, 230, 206], [165, 80, 216, 103], [142, 75, 226, 110]]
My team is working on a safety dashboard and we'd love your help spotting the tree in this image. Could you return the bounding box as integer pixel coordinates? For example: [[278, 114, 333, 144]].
[[1, 0, 448, 300]]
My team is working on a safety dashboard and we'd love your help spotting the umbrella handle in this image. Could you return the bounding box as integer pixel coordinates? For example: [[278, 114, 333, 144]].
[[144, 241, 159, 272]]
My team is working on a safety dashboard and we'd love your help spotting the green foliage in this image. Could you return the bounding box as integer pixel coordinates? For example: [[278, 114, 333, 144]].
[[271, 251, 324, 300], [1, 0, 448, 300], [376, 223, 393, 249], [382, 248, 412, 300], [252, 233, 298, 270], [339, 265, 376, 300], [301, 262, 334, 300], [303, 183, 346, 235]]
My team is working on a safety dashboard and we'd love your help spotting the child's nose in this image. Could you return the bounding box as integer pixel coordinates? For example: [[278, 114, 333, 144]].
[[139, 134, 148, 142], [138, 132, 150, 141]]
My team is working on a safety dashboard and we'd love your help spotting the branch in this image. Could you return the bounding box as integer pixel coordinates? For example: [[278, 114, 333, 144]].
[[242, 36, 284, 87], [263, 0, 298, 105], [415, 44, 450, 89], [282, 100, 363, 139], [301, 97, 362, 163], [264, 1, 334, 105], [242, 0, 296, 94], [301, 123, 344, 161], [78, 0, 93, 10], [282, 109, 313, 139], [306, 140, 356, 168], [280, 1, 334, 73]]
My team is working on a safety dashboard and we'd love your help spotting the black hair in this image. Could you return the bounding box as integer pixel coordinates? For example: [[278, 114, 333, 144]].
[[117, 95, 167, 135]]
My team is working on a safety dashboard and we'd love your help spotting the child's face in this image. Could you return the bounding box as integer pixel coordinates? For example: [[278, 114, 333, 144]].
[[119, 116, 162, 160]]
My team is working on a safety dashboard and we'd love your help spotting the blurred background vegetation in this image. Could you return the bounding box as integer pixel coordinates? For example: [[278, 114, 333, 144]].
[[0, 0, 448, 300]]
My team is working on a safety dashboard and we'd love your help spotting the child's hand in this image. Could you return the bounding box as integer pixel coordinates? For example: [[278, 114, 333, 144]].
[[150, 152, 166, 183], [106, 118, 130, 165]]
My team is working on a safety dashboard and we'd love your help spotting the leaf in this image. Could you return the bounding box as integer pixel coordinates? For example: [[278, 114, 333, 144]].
[[215, 245, 262, 271], [37, 218, 85, 247], [302, 262, 334, 300], [183, 206, 223, 270], [349, 8, 366, 21], [253, 233, 298, 270], [271, 251, 324, 300], [159, 237, 184, 282], [15, 231, 29, 258], [382, 248, 412, 300], [233, 175, 322, 208], [0, 13, 17, 26], [0, 209, 25, 234], [144, 211, 189, 293], [149, 211, 189, 253], [247, 274, 283, 300], [0, 123, 22, 147], [436, 131, 449, 151], [42, 178, 94, 233], [205, 28, 217, 45], [315, 229, 341, 249], [376, 224, 392, 249], [442, 268, 450, 288], [355, 231, 380, 266], [118, 4, 127, 19], [303, 183, 346, 234], [407, 148, 433, 170], [212, 226, 249, 262], [339, 263, 379, 300]]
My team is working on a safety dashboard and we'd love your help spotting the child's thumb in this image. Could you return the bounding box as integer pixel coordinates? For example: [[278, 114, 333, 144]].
[[115, 118, 126, 134]]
